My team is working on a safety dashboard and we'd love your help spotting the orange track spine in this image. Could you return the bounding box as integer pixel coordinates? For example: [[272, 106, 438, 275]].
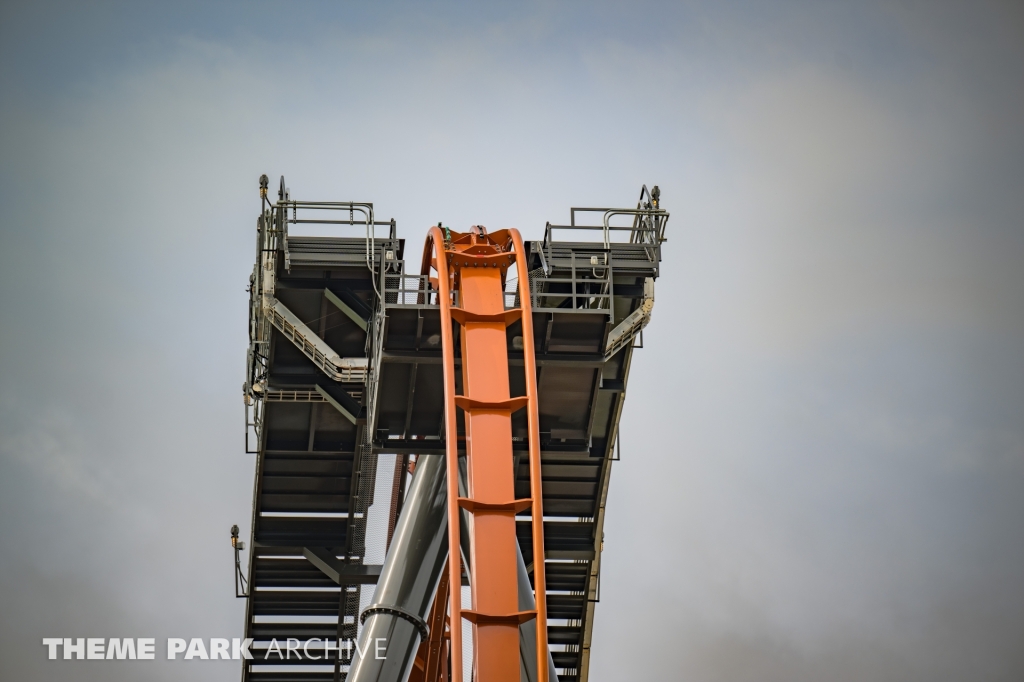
[[422, 226, 548, 682]]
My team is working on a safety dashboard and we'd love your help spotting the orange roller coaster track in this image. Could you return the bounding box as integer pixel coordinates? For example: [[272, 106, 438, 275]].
[[423, 225, 549, 682]]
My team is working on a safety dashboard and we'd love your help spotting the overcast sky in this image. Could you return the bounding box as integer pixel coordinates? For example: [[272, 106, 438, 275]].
[[0, 1, 1022, 680]]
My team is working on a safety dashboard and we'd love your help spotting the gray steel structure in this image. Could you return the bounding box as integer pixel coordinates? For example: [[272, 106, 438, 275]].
[[239, 178, 666, 682]]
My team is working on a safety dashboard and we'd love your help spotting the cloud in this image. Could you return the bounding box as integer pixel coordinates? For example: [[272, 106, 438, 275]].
[[0, 2, 1021, 680]]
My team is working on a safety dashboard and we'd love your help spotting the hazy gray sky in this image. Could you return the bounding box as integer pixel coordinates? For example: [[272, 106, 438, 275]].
[[1, 1, 1021, 680]]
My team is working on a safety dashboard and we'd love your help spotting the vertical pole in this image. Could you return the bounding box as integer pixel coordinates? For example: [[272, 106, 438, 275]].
[[510, 229, 549, 682], [385, 454, 407, 552], [423, 557, 451, 682], [425, 226, 464, 682]]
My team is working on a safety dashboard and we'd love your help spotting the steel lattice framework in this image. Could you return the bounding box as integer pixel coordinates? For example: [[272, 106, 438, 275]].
[[239, 176, 667, 682]]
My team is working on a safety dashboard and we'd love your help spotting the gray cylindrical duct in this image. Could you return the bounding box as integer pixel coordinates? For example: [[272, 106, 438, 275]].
[[348, 453, 556, 682], [347, 454, 450, 682]]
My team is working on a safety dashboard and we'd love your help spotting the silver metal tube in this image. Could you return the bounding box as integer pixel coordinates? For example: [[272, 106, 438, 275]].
[[348, 455, 472, 682], [348, 454, 450, 682], [348, 453, 555, 682]]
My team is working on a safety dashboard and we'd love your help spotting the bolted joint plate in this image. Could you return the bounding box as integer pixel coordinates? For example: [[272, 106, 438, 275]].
[[446, 250, 516, 272]]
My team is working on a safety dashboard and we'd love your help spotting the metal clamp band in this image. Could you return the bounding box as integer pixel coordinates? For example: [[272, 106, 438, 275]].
[[360, 604, 429, 640]]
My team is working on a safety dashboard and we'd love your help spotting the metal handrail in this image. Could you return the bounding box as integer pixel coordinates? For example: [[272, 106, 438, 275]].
[[270, 191, 401, 298], [528, 250, 613, 316], [545, 215, 665, 245], [383, 273, 436, 307]]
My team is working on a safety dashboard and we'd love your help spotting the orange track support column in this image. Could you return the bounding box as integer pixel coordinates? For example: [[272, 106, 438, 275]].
[[422, 225, 548, 682], [510, 230, 549, 682], [460, 252, 520, 682]]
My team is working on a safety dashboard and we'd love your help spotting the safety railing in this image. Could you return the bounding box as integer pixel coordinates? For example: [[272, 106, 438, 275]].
[[382, 268, 612, 317], [528, 251, 613, 317], [540, 185, 669, 277], [545, 206, 667, 245], [382, 273, 438, 308]]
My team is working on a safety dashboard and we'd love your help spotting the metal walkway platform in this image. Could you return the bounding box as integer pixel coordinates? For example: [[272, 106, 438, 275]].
[[239, 178, 667, 682]]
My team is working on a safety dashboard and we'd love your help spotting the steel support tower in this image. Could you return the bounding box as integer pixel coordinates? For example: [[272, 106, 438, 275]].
[[239, 177, 667, 682]]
